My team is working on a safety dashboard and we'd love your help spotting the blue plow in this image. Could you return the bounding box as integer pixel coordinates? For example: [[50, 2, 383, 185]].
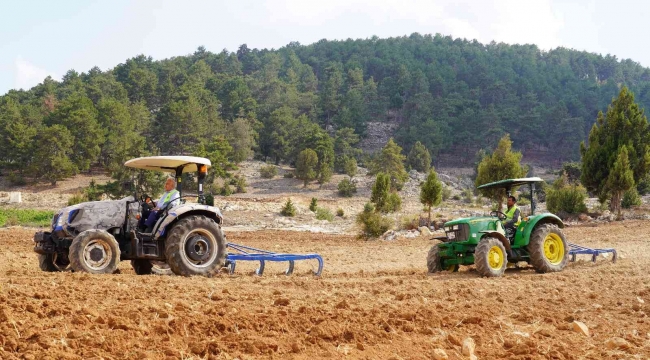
[[225, 243, 324, 276], [568, 242, 617, 263]]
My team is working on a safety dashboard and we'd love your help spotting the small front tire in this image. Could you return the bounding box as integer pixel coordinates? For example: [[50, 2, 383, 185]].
[[69, 230, 121, 274], [475, 237, 508, 277], [38, 253, 70, 272]]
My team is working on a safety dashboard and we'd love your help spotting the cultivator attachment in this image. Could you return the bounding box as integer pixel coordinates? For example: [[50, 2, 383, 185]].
[[225, 243, 324, 276], [568, 242, 617, 263]]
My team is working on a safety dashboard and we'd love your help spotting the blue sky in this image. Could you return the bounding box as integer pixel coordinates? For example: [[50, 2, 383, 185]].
[[1, 0, 648, 94]]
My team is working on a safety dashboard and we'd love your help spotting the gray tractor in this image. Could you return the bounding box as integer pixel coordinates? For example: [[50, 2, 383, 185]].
[[33, 156, 227, 276]]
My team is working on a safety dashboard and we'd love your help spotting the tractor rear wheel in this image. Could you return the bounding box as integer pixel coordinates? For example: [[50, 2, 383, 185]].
[[528, 224, 568, 273], [475, 237, 508, 277], [38, 253, 70, 272], [165, 215, 226, 277], [69, 230, 121, 274]]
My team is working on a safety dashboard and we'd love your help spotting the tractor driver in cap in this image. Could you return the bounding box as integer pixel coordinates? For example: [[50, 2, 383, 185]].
[[504, 195, 521, 238], [139, 177, 180, 233]]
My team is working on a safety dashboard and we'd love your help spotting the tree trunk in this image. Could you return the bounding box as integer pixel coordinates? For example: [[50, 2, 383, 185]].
[[428, 206, 432, 227]]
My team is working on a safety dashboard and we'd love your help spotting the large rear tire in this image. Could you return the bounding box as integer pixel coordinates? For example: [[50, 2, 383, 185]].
[[69, 230, 121, 274], [475, 237, 508, 277], [528, 224, 569, 273], [38, 253, 70, 272], [165, 216, 226, 277]]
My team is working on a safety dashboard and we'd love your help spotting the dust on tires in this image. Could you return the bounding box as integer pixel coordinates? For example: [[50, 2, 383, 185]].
[[475, 237, 508, 277], [165, 215, 226, 277], [528, 223, 569, 273], [69, 229, 121, 274]]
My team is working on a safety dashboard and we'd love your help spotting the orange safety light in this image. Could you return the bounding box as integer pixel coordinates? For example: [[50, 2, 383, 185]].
[[199, 165, 207, 173]]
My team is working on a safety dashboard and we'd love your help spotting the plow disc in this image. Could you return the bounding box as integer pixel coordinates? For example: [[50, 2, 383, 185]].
[[225, 243, 324, 276]]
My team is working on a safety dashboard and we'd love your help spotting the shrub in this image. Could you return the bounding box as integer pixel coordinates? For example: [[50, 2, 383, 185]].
[[546, 176, 588, 215], [231, 175, 247, 193], [399, 214, 419, 230], [337, 178, 357, 197], [205, 193, 215, 206], [356, 203, 393, 238], [622, 188, 642, 208], [371, 173, 390, 210], [452, 194, 461, 201], [637, 175, 650, 195], [281, 199, 296, 217], [462, 188, 473, 204], [442, 185, 452, 201], [336, 208, 345, 217], [67, 193, 86, 206], [260, 165, 278, 179], [7, 173, 26, 186], [315, 207, 334, 221], [382, 192, 402, 213], [283, 172, 294, 178], [517, 197, 531, 206], [309, 198, 318, 212], [220, 183, 233, 196]]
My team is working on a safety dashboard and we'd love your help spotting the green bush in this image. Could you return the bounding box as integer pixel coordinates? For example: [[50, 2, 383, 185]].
[[220, 183, 233, 196], [356, 203, 393, 238], [382, 192, 402, 213], [283, 172, 294, 178], [281, 199, 296, 217], [0, 209, 55, 227], [315, 207, 334, 221], [517, 197, 531, 206], [230, 175, 247, 193], [205, 194, 215, 206], [336, 208, 344, 217], [260, 165, 278, 179], [309, 198, 318, 212], [399, 214, 419, 230], [546, 176, 588, 215], [462, 188, 473, 204], [67, 193, 86, 206], [442, 185, 452, 201], [452, 194, 461, 201], [7, 173, 27, 186], [337, 178, 357, 197], [622, 188, 642, 208], [637, 175, 650, 195]]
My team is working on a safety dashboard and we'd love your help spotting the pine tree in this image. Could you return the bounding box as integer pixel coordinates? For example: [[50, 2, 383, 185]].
[[369, 138, 409, 191], [475, 134, 528, 210], [606, 146, 635, 217], [295, 148, 318, 187], [420, 168, 443, 224], [581, 87, 650, 209], [371, 173, 391, 211], [407, 141, 432, 173], [31, 125, 76, 185]]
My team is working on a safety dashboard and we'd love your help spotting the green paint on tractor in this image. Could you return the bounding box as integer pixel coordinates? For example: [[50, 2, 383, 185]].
[[427, 177, 570, 277]]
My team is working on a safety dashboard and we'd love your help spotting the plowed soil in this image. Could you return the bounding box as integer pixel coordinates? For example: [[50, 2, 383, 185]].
[[0, 221, 649, 359]]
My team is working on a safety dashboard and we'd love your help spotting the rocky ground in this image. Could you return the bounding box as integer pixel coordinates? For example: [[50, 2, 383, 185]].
[[0, 221, 649, 359]]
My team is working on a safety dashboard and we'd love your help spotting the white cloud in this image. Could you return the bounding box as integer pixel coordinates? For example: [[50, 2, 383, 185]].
[[14, 57, 56, 91]]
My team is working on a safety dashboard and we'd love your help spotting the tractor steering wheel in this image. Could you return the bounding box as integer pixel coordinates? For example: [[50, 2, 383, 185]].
[[490, 210, 507, 221], [140, 194, 154, 209]]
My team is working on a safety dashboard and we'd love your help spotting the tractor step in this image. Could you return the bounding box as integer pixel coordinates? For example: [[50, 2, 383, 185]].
[[225, 243, 323, 276], [568, 242, 617, 263]]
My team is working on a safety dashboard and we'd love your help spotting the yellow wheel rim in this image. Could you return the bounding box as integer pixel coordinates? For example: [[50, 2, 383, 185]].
[[543, 233, 565, 265], [446, 265, 456, 271], [487, 246, 504, 270]]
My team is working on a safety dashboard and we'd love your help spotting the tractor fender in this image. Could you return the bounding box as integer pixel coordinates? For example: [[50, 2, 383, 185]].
[[515, 213, 564, 247], [479, 231, 511, 251], [153, 204, 224, 240]]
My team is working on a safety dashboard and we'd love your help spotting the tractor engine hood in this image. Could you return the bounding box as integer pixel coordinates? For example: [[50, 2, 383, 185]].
[[53, 196, 139, 237]]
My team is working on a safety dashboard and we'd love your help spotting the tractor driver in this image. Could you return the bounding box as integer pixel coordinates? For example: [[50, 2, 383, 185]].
[[504, 195, 521, 238], [140, 177, 180, 233]]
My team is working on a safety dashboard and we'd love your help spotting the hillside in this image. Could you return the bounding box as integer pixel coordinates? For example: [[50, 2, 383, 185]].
[[2, 33, 650, 186]]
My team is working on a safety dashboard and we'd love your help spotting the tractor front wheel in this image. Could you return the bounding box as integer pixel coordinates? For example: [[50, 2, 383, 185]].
[[475, 237, 508, 277], [528, 224, 568, 273], [69, 230, 121, 274], [38, 253, 70, 272], [427, 245, 459, 273], [165, 216, 226, 277]]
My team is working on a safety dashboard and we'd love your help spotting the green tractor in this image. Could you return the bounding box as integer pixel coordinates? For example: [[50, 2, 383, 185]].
[[427, 177, 569, 277]]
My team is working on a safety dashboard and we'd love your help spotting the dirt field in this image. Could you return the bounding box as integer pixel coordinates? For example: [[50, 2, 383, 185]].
[[0, 222, 649, 360]]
